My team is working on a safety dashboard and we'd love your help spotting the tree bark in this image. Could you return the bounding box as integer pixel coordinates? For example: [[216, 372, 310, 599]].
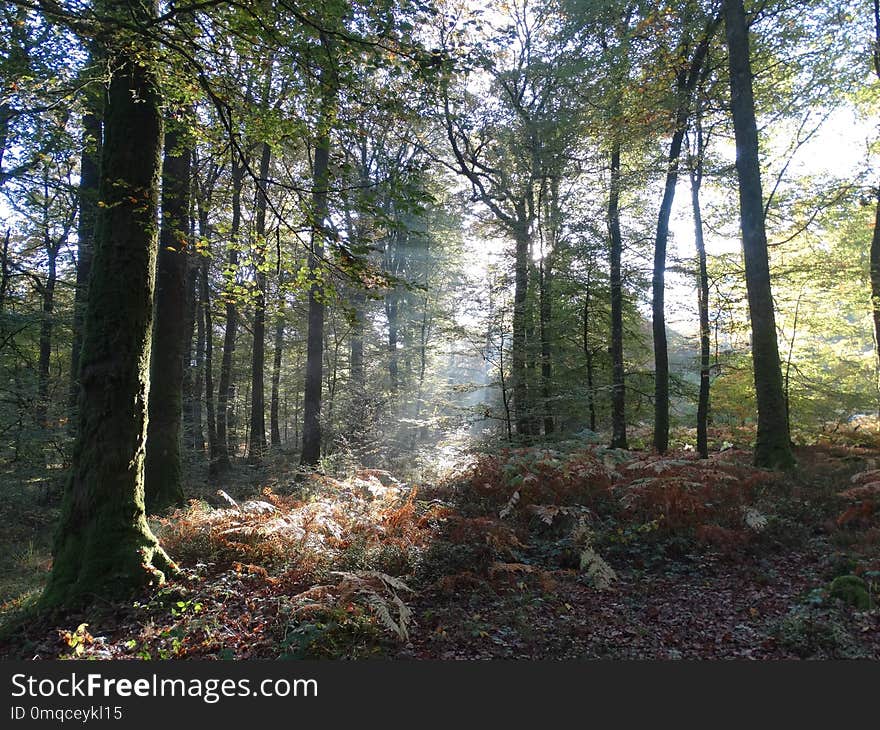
[[144, 121, 191, 512], [608, 141, 628, 449], [41, 2, 176, 608], [724, 0, 794, 469]]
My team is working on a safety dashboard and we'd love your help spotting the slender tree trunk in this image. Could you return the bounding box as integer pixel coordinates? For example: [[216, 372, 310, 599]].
[[248, 141, 271, 461], [144, 121, 191, 512], [539, 177, 559, 436], [191, 260, 205, 451], [608, 141, 628, 449], [270, 288, 284, 448], [512, 218, 532, 438], [652, 29, 713, 455], [301, 33, 336, 468], [386, 291, 399, 394], [651, 131, 683, 455], [539, 256, 553, 436], [871, 198, 880, 416], [870, 0, 880, 419], [214, 154, 245, 470], [37, 195, 59, 429], [41, 1, 175, 608], [69, 107, 102, 427], [583, 275, 597, 433], [0, 229, 10, 314], [348, 288, 366, 446], [691, 136, 711, 459], [200, 255, 217, 459], [181, 259, 201, 451], [724, 0, 794, 469]]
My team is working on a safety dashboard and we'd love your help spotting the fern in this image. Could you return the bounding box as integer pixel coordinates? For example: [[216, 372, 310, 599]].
[[572, 519, 617, 590]]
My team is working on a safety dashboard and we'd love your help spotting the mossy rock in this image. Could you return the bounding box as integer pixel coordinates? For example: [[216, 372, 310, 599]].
[[829, 575, 870, 610]]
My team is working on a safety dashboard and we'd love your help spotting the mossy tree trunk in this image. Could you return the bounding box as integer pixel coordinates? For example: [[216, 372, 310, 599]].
[[724, 0, 794, 469], [41, 0, 176, 609], [144, 121, 191, 513]]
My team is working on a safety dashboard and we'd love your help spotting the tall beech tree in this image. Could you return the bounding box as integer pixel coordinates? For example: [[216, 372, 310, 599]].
[[301, 31, 338, 467], [723, 0, 794, 469], [41, 0, 176, 608], [248, 140, 272, 461]]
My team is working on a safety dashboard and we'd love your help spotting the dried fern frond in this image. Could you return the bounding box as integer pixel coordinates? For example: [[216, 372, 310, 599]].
[[742, 506, 768, 531], [499, 490, 520, 519]]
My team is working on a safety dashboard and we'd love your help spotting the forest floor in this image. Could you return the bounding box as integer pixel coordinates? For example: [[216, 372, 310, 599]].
[[1, 435, 880, 660]]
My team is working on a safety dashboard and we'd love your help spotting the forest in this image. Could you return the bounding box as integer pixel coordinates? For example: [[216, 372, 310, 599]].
[[0, 0, 879, 661]]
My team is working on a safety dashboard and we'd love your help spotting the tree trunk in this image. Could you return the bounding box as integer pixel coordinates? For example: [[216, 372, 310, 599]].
[[871, 0, 880, 418], [691, 136, 711, 459], [872, 197, 880, 415], [270, 288, 284, 448], [386, 291, 399, 394], [539, 254, 553, 436], [248, 141, 271, 461], [200, 255, 217, 459], [652, 27, 713, 455], [182, 259, 202, 451], [190, 260, 205, 451], [512, 218, 532, 438], [41, 2, 175, 608], [608, 141, 628, 449], [214, 153, 245, 470], [301, 33, 336, 468], [37, 182, 60, 429], [144, 121, 191, 513], [724, 0, 794, 469], [583, 276, 597, 433], [539, 177, 559, 436], [69, 107, 102, 426]]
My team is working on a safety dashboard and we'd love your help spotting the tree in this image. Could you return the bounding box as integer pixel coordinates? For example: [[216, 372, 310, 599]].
[[650, 10, 716, 454], [144, 120, 191, 512], [723, 0, 794, 469], [41, 0, 176, 609], [301, 31, 338, 467]]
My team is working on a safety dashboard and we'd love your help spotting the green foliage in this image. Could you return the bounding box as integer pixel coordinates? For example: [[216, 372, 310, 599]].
[[829, 575, 871, 610]]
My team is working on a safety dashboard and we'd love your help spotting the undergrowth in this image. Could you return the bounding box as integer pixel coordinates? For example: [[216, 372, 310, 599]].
[[1, 441, 879, 660]]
